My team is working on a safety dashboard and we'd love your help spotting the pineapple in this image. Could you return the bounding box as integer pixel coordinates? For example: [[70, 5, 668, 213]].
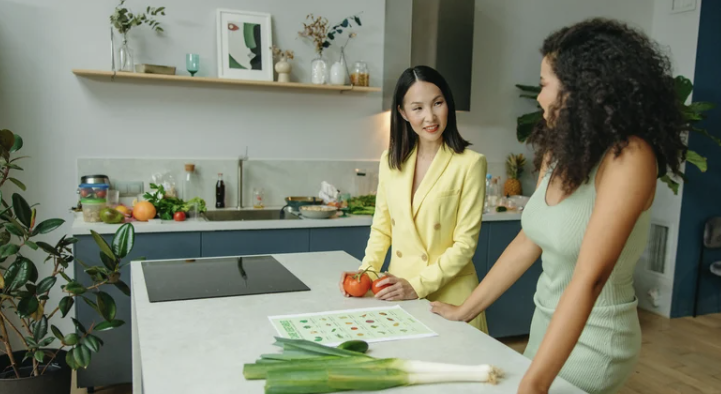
[[504, 153, 526, 196]]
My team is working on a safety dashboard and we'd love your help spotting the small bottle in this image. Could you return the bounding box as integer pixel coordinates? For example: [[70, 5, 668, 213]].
[[253, 188, 265, 209], [215, 173, 225, 208], [487, 177, 500, 210]]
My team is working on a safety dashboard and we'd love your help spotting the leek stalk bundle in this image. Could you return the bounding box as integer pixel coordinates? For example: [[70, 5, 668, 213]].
[[243, 337, 503, 394]]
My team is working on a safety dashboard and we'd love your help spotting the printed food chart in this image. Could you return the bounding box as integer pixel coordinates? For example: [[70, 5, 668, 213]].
[[268, 305, 438, 346]]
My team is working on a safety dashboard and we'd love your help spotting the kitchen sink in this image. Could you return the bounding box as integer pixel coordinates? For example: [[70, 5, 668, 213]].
[[202, 209, 300, 222]]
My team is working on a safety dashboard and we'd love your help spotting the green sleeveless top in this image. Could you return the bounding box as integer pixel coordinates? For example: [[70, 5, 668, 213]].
[[521, 163, 649, 394]]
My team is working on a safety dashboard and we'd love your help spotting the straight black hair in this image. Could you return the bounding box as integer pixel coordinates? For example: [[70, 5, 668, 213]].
[[388, 65, 470, 170]]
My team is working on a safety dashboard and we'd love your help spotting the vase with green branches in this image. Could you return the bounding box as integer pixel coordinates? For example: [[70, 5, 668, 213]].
[[109, 0, 166, 72], [514, 75, 718, 194], [0, 130, 136, 393]]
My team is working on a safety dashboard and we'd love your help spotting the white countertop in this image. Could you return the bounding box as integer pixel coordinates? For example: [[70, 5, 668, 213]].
[[130, 251, 583, 394], [72, 210, 522, 235]]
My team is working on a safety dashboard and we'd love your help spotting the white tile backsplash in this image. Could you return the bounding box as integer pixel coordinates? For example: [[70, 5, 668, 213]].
[[77, 157, 533, 210]]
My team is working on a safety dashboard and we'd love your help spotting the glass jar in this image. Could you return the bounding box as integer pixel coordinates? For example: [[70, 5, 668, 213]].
[[310, 53, 329, 85], [350, 61, 369, 87]]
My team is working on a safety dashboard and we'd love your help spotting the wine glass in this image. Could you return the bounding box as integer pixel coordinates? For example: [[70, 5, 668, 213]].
[[186, 54, 199, 77]]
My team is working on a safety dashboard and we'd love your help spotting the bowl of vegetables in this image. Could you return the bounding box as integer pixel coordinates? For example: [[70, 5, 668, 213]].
[[299, 205, 338, 219]]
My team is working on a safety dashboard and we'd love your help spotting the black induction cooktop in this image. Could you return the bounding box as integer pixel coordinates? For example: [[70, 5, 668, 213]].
[[142, 255, 310, 303]]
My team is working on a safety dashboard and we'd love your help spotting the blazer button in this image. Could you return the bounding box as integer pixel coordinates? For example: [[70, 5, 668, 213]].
[[392, 219, 396, 226], [434, 223, 441, 230], [421, 254, 428, 262], [396, 251, 403, 258]]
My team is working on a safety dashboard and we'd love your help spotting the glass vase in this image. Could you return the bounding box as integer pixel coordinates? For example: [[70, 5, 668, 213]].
[[310, 53, 329, 85], [118, 35, 134, 73]]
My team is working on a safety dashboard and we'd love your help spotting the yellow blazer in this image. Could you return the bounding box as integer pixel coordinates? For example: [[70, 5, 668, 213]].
[[359, 145, 488, 332]]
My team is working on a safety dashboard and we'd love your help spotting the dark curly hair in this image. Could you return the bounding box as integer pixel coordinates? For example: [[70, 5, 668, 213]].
[[529, 18, 687, 193]]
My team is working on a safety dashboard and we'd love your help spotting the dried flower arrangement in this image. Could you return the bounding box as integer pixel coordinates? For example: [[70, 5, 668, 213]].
[[271, 45, 295, 61], [298, 13, 362, 55]]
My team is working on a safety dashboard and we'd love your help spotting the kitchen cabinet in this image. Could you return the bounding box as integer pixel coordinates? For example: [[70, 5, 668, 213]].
[[73, 232, 202, 390], [483, 221, 543, 338], [309, 227, 391, 270], [200, 229, 309, 257]]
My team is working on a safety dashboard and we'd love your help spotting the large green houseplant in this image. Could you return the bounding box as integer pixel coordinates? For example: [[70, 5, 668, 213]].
[[0, 130, 135, 392], [514, 76, 719, 194]]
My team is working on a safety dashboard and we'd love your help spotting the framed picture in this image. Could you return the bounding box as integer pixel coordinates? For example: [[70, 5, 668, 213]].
[[216, 9, 273, 81]]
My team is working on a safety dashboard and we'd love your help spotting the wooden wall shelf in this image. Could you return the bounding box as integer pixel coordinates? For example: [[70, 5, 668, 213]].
[[72, 69, 381, 93]]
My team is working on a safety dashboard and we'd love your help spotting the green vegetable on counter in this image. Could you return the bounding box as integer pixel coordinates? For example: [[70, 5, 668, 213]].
[[336, 340, 369, 354], [348, 194, 376, 215], [143, 183, 207, 220], [243, 337, 503, 394]]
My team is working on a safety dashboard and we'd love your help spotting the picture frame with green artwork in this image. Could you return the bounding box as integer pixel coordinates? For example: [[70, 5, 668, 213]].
[[216, 9, 273, 81]]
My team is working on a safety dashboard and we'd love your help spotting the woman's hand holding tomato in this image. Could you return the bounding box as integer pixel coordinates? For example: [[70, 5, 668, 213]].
[[372, 273, 418, 301]]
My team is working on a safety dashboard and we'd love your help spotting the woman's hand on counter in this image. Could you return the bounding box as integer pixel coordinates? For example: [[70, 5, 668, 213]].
[[429, 301, 467, 321], [373, 273, 418, 301]]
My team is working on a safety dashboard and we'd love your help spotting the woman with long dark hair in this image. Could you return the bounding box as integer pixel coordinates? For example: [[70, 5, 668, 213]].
[[431, 18, 687, 394], [339, 65, 489, 332]]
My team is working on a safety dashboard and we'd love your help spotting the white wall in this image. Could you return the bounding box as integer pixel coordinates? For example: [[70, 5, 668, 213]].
[[465, 0, 655, 192], [0, 0, 387, 338], [634, 0, 702, 317]]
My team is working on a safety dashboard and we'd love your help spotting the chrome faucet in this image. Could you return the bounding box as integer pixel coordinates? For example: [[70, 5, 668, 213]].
[[237, 147, 248, 210]]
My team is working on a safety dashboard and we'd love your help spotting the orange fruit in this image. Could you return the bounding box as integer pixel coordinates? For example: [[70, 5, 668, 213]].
[[132, 201, 156, 222]]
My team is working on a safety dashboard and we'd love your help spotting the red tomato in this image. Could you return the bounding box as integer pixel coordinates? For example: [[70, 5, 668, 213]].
[[174, 211, 186, 221], [343, 273, 371, 297], [371, 277, 392, 294], [96, 190, 107, 198]]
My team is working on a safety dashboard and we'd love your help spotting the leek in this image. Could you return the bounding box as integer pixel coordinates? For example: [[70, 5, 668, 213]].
[[244, 338, 503, 394]]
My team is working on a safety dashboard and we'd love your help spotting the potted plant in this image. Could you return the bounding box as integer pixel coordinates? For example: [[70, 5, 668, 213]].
[[109, 0, 166, 72], [513, 75, 718, 194], [0, 130, 136, 394]]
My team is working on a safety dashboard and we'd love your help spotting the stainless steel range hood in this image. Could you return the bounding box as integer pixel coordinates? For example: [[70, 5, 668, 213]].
[[382, 0, 476, 111]]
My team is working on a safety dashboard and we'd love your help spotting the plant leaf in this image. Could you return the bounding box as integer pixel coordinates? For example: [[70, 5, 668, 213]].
[[33, 218, 65, 235], [82, 335, 101, 353], [675, 75, 693, 104], [114, 280, 131, 297], [64, 281, 87, 295], [91, 230, 115, 260], [4, 257, 32, 290], [36, 276, 57, 294], [688, 101, 716, 114], [97, 291, 117, 321], [517, 111, 543, 143], [354, 16, 362, 26], [0, 271, 4, 290], [74, 345, 91, 368], [64, 333, 79, 346], [18, 296, 39, 318], [10, 133, 23, 153], [11, 193, 31, 227], [81, 296, 101, 315], [690, 126, 721, 146], [51, 325, 64, 341], [686, 150, 708, 172], [60, 296, 75, 318], [94, 319, 125, 331], [34, 350, 45, 363], [0, 129, 15, 151], [8, 177, 26, 191], [4, 223, 24, 237], [1, 243, 20, 257], [516, 84, 542, 93], [39, 337, 55, 347], [33, 316, 48, 342], [66, 349, 79, 370], [36, 241, 60, 256], [660, 174, 680, 195], [25, 240, 37, 250], [71, 317, 87, 334], [111, 223, 135, 259], [100, 252, 117, 271]]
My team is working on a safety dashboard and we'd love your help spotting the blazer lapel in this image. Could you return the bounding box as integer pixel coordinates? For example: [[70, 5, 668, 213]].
[[412, 145, 453, 219]]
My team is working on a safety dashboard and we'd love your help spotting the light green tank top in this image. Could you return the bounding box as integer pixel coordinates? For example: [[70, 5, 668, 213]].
[[521, 163, 650, 394]]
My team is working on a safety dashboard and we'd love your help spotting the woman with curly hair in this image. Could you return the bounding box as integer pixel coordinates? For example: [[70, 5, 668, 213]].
[[430, 18, 687, 394]]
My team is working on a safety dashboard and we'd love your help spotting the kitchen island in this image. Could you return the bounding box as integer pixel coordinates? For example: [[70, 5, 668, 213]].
[[72, 210, 539, 391], [130, 251, 584, 394]]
